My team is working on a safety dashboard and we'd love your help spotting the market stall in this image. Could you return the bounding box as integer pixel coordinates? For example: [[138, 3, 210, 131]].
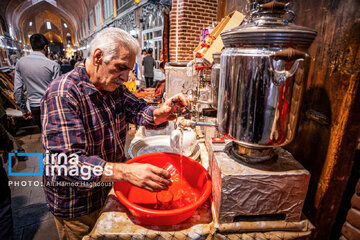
[[84, 0, 320, 238], [84, 126, 314, 239]]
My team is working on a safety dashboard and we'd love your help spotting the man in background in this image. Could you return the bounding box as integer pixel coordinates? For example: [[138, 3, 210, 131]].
[[142, 48, 155, 88], [70, 55, 76, 69], [14, 33, 60, 130], [60, 59, 73, 75]]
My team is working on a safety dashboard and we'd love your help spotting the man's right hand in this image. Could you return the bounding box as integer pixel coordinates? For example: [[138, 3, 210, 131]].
[[103, 162, 172, 192], [22, 111, 32, 120], [122, 163, 171, 192]]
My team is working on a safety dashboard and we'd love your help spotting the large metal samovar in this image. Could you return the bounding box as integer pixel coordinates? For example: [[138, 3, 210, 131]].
[[217, 0, 316, 160]]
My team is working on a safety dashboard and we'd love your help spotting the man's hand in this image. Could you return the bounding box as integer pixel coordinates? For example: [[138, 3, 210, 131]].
[[22, 111, 32, 120], [122, 163, 171, 192], [102, 162, 171, 192], [153, 93, 190, 125]]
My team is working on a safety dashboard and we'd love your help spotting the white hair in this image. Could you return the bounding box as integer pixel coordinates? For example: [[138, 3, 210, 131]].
[[88, 27, 140, 63]]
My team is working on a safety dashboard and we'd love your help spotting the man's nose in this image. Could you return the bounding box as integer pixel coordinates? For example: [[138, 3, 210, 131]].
[[119, 71, 129, 81]]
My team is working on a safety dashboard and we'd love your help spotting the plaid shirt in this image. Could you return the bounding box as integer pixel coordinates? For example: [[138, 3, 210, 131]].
[[41, 65, 166, 218]]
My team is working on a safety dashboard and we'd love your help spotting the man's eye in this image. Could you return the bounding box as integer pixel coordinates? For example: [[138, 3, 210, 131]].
[[117, 66, 127, 71]]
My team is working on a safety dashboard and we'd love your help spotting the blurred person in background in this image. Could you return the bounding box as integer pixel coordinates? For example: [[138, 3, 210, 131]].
[[70, 55, 76, 69], [60, 59, 73, 75], [10, 53, 18, 67], [142, 48, 155, 88], [13, 33, 60, 130], [124, 70, 137, 93], [153, 61, 166, 102]]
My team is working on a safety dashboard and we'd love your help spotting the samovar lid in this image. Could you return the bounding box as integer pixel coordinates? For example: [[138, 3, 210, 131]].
[[221, 1, 317, 49]]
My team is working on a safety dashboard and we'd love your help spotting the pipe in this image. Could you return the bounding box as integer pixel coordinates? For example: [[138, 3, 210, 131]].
[[195, 122, 217, 128]]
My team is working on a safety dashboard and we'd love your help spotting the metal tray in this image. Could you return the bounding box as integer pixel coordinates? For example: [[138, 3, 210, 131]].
[[128, 135, 200, 160], [141, 121, 175, 137]]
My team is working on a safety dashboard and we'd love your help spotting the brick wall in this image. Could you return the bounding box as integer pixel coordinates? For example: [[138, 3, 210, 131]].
[[169, 0, 218, 63]]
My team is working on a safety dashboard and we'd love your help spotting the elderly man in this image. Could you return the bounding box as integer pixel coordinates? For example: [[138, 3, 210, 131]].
[[41, 28, 188, 240]]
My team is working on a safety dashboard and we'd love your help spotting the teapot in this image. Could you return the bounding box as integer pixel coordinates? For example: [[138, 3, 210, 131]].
[[170, 128, 197, 157]]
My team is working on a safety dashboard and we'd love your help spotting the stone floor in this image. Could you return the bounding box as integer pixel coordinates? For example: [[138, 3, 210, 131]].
[[6, 124, 136, 240], [7, 127, 58, 240]]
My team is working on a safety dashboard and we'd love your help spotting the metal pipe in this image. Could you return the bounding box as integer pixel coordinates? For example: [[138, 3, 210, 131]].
[[177, 118, 217, 129], [195, 122, 217, 128], [196, 100, 210, 104]]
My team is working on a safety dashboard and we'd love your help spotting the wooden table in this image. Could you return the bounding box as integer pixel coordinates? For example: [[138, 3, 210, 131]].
[[84, 189, 314, 240]]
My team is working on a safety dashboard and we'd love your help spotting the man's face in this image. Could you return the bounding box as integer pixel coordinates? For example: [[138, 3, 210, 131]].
[[95, 46, 135, 92]]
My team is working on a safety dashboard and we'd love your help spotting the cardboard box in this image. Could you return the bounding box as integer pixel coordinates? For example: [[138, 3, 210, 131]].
[[194, 11, 245, 64]]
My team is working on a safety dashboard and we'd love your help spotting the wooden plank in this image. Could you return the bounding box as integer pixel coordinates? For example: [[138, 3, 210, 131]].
[[356, 179, 360, 194], [342, 221, 360, 240], [352, 194, 360, 211], [0, 71, 14, 90], [312, 73, 360, 239], [217, 0, 227, 20], [347, 208, 360, 230]]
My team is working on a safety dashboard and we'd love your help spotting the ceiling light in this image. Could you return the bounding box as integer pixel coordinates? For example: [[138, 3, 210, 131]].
[[29, 22, 33, 26], [64, 23, 67, 28]]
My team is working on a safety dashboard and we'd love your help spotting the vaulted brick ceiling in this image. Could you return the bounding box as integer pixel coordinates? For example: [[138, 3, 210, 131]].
[[0, 0, 98, 44]]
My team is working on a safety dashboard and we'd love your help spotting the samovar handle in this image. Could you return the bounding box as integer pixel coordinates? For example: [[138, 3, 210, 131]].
[[269, 48, 308, 86], [273, 48, 307, 61]]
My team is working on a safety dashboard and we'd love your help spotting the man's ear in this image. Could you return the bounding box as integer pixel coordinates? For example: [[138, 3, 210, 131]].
[[43, 45, 48, 51], [92, 48, 103, 66]]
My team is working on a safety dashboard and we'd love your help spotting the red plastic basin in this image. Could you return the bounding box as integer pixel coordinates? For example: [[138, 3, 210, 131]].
[[114, 152, 212, 225]]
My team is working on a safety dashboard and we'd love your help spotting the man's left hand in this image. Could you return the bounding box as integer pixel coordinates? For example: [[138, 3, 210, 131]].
[[22, 111, 32, 120], [153, 94, 190, 125]]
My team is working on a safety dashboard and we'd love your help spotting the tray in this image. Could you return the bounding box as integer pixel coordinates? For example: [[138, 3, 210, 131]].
[[128, 135, 200, 160]]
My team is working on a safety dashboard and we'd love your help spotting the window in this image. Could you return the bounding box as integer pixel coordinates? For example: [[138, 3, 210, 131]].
[[154, 30, 162, 38], [89, 11, 94, 33], [116, 0, 130, 9], [29, 22, 32, 27], [64, 23, 67, 28], [9, 24, 14, 39], [95, 2, 102, 27], [46, 21, 51, 30], [84, 19, 88, 37], [142, 27, 163, 63], [104, 0, 113, 20]]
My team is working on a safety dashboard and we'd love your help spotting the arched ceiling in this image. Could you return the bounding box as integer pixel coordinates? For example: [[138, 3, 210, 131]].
[[43, 32, 63, 43], [0, 0, 99, 44]]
